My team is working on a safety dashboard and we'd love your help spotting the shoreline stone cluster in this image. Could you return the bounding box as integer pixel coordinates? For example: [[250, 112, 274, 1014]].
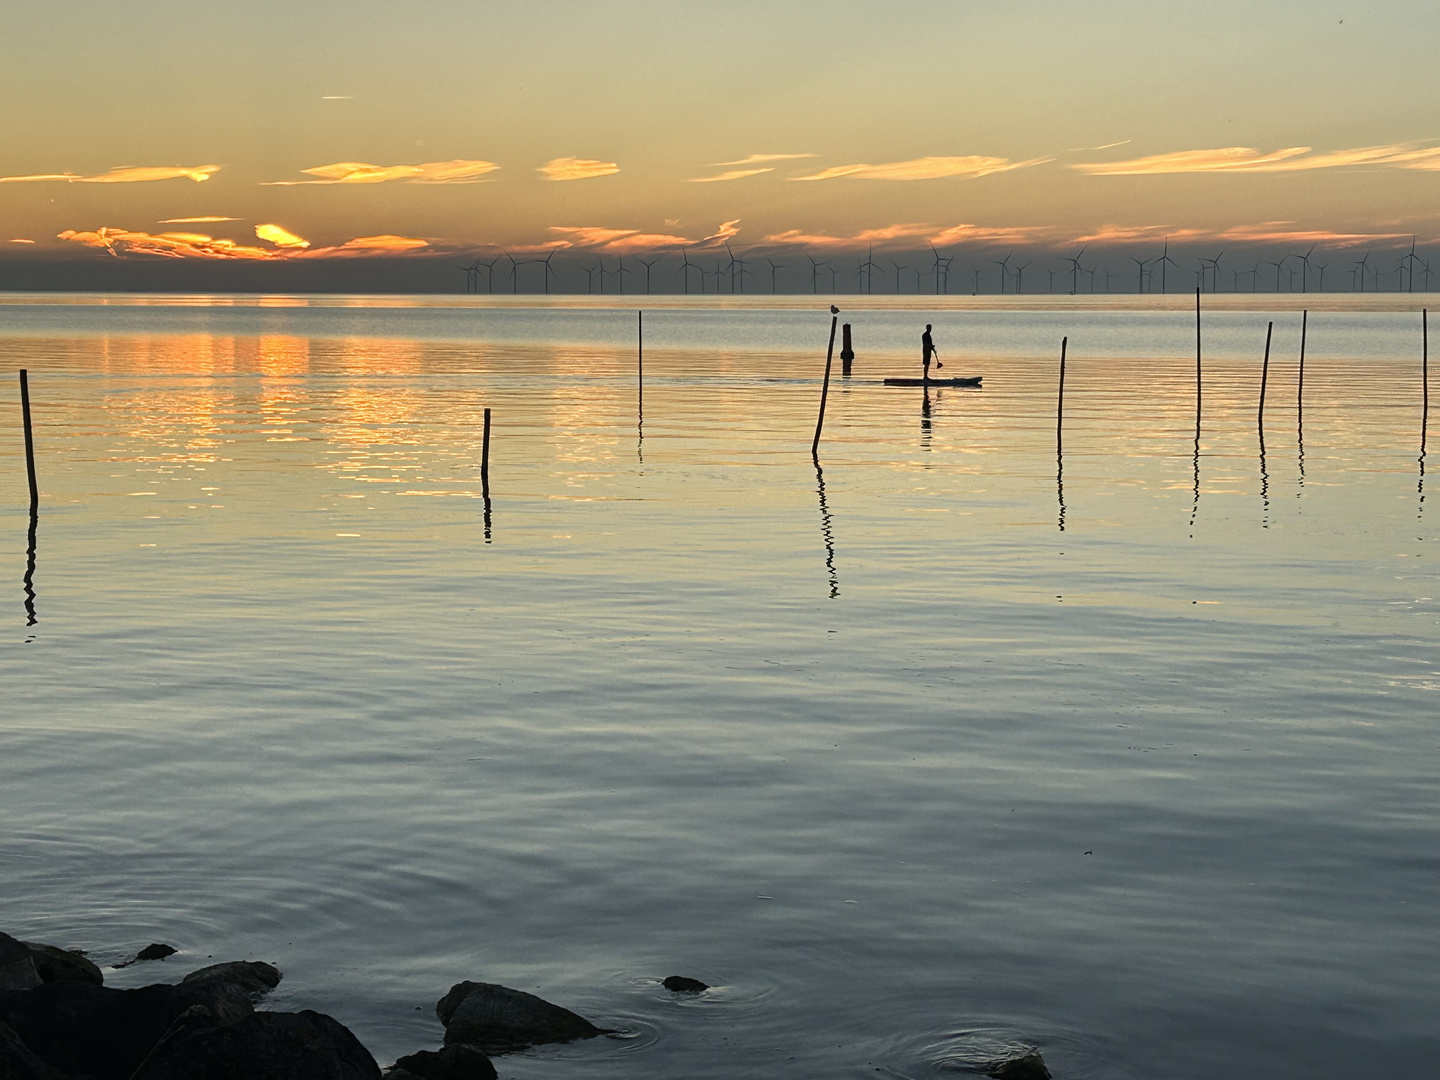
[[2, 931, 1050, 1079]]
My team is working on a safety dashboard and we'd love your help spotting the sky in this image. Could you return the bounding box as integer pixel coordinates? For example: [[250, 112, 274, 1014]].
[[2, 0, 1438, 290]]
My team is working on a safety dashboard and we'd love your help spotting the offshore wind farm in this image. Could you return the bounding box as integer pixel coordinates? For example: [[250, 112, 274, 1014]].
[[3, 3, 1439, 1080]]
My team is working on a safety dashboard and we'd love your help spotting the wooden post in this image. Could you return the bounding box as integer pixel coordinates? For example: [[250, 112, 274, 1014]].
[[1297, 309, 1308, 409], [1258, 321, 1273, 425], [19, 370, 37, 511], [1424, 308, 1430, 418], [1057, 337, 1067, 441], [1195, 288, 1202, 410], [481, 407, 491, 493], [637, 310, 643, 403], [840, 322, 854, 377], [811, 314, 839, 457]]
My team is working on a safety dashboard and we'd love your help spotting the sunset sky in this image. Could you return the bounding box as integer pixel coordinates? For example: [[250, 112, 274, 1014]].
[[3, 0, 1437, 287]]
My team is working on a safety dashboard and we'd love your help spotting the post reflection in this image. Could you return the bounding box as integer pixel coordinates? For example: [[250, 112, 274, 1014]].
[[813, 457, 839, 599], [1057, 429, 1067, 533], [1421, 400, 1429, 521], [23, 509, 38, 626], [1259, 424, 1270, 528], [920, 388, 933, 451], [1189, 402, 1201, 534]]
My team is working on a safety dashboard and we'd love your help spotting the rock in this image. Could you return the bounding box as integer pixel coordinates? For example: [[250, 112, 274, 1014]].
[[25, 942, 104, 986], [662, 975, 708, 993], [0, 933, 42, 991], [132, 1009, 382, 1080], [0, 1021, 71, 1080], [182, 960, 282, 999], [981, 1049, 1052, 1080], [0, 972, 266, 1079], [389, 1043, 498, 1080], [435, 981, 604, 1054]]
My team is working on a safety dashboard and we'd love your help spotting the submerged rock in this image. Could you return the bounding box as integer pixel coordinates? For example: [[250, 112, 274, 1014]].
[[25, 942, 104, 986], [115, 942, 178, 967], [182, 960, 282, 999], [133, 1008, 382, 1080], [0, 1021, 70, 1080], [0, 934, 42, 991], [662, 975, 709, 993], [388, 1043, 498, 1080], [980, 1049, 1052, 1080], [435, 981, 604, 1054]]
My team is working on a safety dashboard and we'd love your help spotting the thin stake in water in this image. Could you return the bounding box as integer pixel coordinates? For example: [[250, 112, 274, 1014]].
[[1259, 321, 1274, 425], [812, 308, 840, 457], [1057, 337, 1068, 532], [20, 370, 38, 511], [1195, 288, 1202, 411], [481, 407, 493, 542]]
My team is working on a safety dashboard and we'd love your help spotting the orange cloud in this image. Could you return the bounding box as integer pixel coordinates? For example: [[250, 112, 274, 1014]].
[[300, 235, 431, 257], [1073, 142, 1440, 175], [540, 157, 619, 181], [57, 226, 431, 260], [763, 222, 1049, 251], [688, 168, 773, 183], [159, 216, 241, 224], [255, 223, 310, 249], [267, 160, 500, 185], [9, 238, 36, 244], [712, 153, 816, 166], [791, 156, 1049, 181], [57, 228, 278, 260], [1071, 222, 1410, 246], [547, 220, 738, 253], [1, 165, 220, 184]]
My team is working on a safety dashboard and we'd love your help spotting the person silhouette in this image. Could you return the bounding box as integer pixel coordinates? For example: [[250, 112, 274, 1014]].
[[921, 324, 943, 380]]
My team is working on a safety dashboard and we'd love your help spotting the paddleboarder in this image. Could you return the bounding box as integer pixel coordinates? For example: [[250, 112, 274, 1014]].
[[921, 324, 943, 381]]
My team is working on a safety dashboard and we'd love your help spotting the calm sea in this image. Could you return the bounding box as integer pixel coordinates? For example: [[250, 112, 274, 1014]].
[[2, 293, 1436, 1079]]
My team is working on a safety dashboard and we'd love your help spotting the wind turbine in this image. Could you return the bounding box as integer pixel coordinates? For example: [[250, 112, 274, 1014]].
[[807, 254, 827, 295], [540, 251, 556, 294], [583, 264, 598, 294], [929, 245, 945, 296], [991, 251, 1012, 295], [1205, 251, 1224, 292], [614, 255, 631, 295], [1013, 259, 1031, 294], [1352, 249, 1372, 293], [766, 256, 785, 294], [1313, 262, 1327, 292], [503, 251, 520, 294], [1287, 244, 1316, 293], [1048, 267, 1064, 293], [1268, 258, 1287, 292], [1155, 237, 1179, 294], [858, 247, 882, 294], [637, 257, 657, 294], [1064, 246, 1088, 295], [460, 264, 475, 294], [676, 247, 701, 294], [1400, 236, 1419, 293], [889, 259, 909, 294], [1129, 255, 1152, 294]]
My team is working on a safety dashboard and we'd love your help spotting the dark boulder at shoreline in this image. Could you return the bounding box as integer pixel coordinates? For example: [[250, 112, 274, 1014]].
[[132, 1008, 382, 1080], [0, 933, 42, 991], [435, 981, 605, 1054], [388, 1043, 498, 1080], [662, 975, 709, 993], [0, 962, 282, 1079], [24, 944, 104, 986], [0, 1020, 70, 1080]]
